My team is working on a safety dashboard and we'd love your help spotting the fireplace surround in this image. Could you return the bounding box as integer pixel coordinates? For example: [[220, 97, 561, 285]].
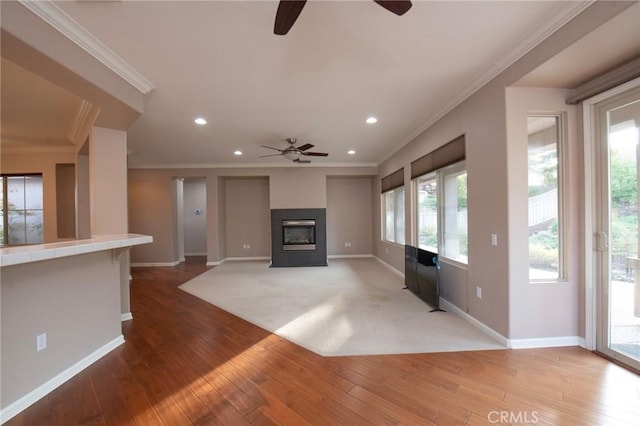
[[271, 208, 327, 267]]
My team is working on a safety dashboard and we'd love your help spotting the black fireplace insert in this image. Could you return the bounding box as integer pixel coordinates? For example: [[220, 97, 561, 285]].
[[282, 219, 316, 251]]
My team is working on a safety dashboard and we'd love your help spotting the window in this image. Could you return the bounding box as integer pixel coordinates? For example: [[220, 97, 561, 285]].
[[527, 115, 563, 280], [414, 162, 468, 264], [1, 175, 44, 246], [416, 174, 438, 252], [411, 135, 467, 264], [442, 163, 468, 263], [383, 187, 405, 244]]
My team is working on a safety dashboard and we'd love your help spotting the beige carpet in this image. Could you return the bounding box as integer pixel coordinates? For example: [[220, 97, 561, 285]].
[[179, 258, 505, 357]]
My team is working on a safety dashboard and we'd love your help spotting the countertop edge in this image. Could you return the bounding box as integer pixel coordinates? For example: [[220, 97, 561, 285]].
[[0, 234, 153, 267]]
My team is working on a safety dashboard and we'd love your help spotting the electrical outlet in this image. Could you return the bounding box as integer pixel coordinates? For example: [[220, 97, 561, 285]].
[[491, 234, 498, 246], [476, 286, 482, 299], [37, 333, 47, 352]]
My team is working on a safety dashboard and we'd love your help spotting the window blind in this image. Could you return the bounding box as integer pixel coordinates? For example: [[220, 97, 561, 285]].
[[566, 57, 640, 105], [381, 168, 404, 193], [411, 135, 465, 179]]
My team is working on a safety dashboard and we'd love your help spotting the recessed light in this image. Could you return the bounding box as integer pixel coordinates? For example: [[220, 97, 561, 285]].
[[347, 150, 356, 155], [194, 117, 207, 125], [366, 116, 378, 124], [234, 150, 243, 156]]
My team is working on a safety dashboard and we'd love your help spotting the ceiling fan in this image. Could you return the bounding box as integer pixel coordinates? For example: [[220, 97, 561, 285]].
[[274, 0, 413, 35], [260, 138, 329, 163]]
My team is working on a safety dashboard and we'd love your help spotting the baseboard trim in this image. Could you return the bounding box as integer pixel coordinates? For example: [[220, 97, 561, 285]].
[[225, 256, 271, 262], [0, 335, 125, 424], [328, 254, 374, 259], [121, 312, 133, 322], [131, 261, 180, 267], [508, 336, 582, 349], [373, 256, 404, 278], [185, 252, 207, 256], [578, 337, 587, 349], [439, 298, 509, 347]]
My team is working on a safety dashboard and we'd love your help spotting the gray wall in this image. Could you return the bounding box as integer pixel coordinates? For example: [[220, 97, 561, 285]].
[[1, 251, 122, 408], [327, 177, 373, 256], [225, 177, 271, 258], [183, 178, 207, 256], [372, 2, 627, 338], [128, 167, 377, 264], [55, 163, 76, 239]]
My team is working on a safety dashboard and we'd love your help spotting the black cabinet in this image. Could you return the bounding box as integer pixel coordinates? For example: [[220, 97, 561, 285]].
[[404, 245, 445, 312]]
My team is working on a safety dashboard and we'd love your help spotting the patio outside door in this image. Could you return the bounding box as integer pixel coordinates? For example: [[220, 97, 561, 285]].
[[595, 86, 640, 371]]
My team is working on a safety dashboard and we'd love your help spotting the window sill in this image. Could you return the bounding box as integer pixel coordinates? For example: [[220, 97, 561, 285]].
[[529, 279, 568, 285], [381, 240, 405, 249], [438, 256, 468, 270]]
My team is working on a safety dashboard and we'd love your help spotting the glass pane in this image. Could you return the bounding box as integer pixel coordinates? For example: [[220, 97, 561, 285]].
[[24, 176, 43, 209], [7, 176, 25, 210], [417, 176, 438, 252], [528, 116, 560, 280], [8, 209, 26, 244], [443, 167, 467, 263], [384, 191, 394, 242], [607, 99, 640, 363], [395, 188, 405, 245], [26, 210, 44, 244]]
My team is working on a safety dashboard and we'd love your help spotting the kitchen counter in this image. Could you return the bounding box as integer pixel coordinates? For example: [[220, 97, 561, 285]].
[[0, 234, 153, 267]]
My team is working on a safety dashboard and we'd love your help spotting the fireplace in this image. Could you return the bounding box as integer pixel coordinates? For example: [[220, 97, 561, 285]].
[[282, 219, 316, 251], [271, 208, 327, 267]]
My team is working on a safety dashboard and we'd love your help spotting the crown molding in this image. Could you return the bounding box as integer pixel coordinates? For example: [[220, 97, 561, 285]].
[[378, 0, 593, 166], [18, 0, 154, 94], [68, 100, 97, 145], [128, 161, 379, 170], [1, 145, 76, 154]]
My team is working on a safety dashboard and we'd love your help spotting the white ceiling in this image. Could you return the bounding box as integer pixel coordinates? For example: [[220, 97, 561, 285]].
[[2, 1, 639, 167]]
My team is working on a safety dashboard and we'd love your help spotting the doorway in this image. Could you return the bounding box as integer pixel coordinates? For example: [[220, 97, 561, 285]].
[[589, 83, 640, 370], [175, 178, 207, 263]]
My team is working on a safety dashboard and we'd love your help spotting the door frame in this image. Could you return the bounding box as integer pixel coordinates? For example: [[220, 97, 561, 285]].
[[583, 76, 640, 351]]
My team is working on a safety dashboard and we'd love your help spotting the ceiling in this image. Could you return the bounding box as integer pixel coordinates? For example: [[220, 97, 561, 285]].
[[1, 1, 639, 168]]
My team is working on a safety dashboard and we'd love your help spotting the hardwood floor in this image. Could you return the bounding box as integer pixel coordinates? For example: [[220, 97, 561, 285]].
[[6, 257, 639, 425]]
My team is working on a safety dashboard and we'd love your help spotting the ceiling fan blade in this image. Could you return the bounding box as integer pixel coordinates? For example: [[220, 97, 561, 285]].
[[373, 0, 412, 16], [296, 143, 315, 151], [274, 0, 307, 35], [261, 145, 284, 152], [302, 151, 329, 157], [294, 158, 311, 163], [259, 153, 284, 158], [297, 143, 315, 151]]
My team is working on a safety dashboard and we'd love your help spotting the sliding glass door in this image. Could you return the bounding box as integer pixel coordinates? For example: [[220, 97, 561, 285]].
[[595, 86, 640, 370]]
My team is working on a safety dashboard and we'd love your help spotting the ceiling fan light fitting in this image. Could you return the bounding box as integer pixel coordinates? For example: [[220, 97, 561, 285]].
[[283, 150, 300, 161]]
